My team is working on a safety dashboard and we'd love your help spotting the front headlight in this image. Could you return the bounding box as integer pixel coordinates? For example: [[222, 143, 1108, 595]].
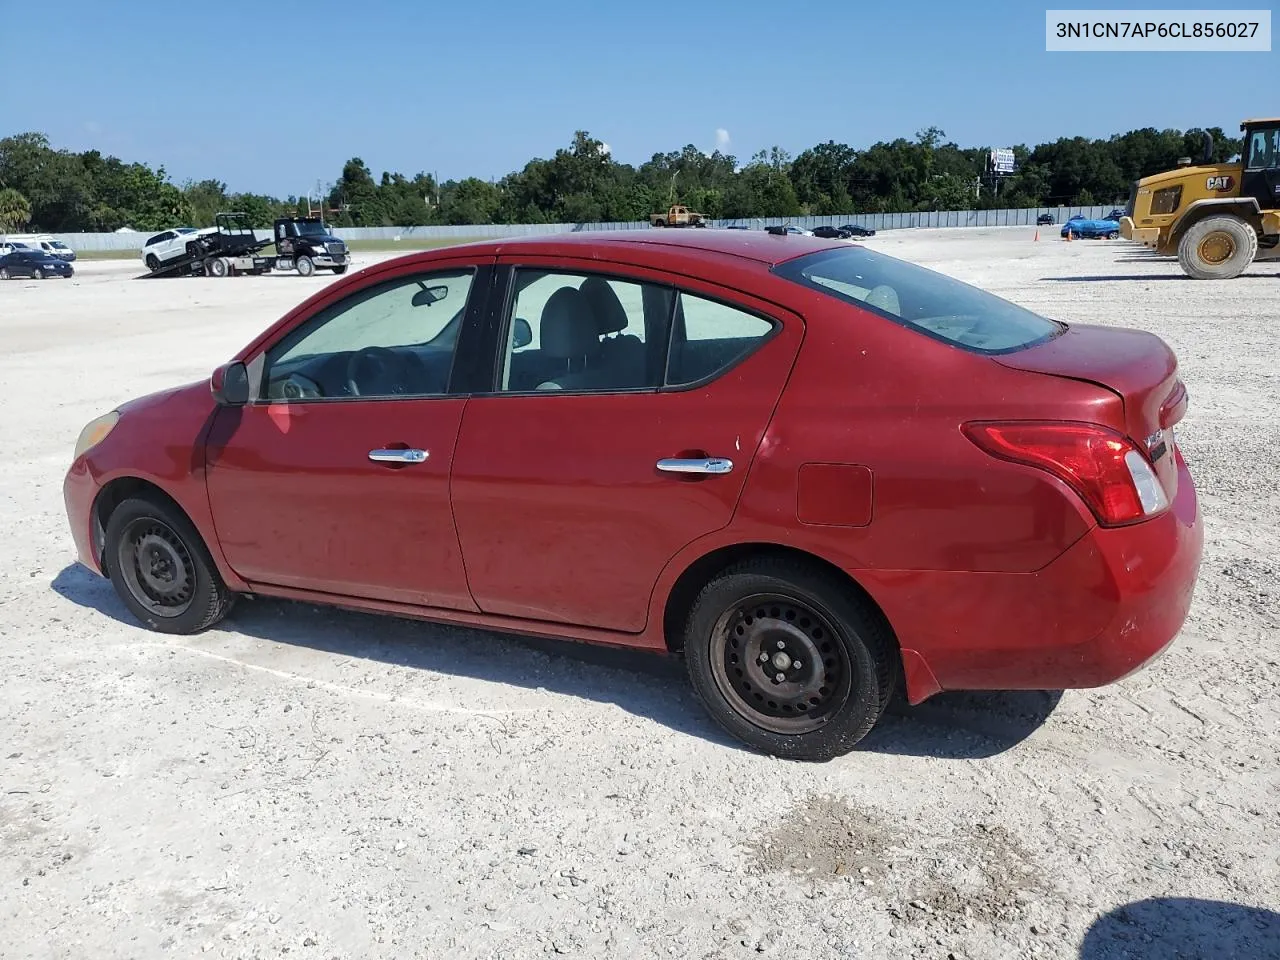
[[74, 411, 120, 460]]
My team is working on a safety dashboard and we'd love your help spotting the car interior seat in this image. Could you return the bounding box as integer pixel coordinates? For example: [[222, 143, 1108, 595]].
[[535, 287, 606, 391], [579, 276, 646, 387], [864, 284, 901, 317]]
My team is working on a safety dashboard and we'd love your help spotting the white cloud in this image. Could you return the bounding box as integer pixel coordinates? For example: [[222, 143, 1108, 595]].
[[715, 128, 731, 151]]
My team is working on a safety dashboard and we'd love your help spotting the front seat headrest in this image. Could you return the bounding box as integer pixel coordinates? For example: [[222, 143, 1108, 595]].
[[579, 276, 629, 335], [539, 287, 599, 358]]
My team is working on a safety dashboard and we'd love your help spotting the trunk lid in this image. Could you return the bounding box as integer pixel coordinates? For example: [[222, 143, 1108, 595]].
[[995, 322, 1186, 494]]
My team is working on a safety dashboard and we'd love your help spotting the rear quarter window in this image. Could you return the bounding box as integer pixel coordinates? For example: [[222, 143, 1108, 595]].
[[773, 246, 1063, 355]]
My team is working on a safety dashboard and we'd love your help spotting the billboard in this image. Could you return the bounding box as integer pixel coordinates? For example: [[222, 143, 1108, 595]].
[[990, 148, 1016, 174]]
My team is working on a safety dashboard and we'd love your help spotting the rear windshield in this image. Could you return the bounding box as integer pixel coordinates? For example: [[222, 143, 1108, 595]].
[[772, 246, 1063, 354]]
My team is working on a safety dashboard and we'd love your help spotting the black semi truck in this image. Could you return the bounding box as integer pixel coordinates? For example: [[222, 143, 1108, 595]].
[[143, 213, 351, 278]]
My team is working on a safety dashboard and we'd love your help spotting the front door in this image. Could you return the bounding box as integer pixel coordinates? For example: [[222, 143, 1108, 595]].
[[205, 262, 488, 610], [1242, 124, 1280, 211], [449, 260, 804, 633]]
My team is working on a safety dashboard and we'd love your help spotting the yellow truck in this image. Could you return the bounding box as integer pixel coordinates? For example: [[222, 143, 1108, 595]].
[[1120, 118, 1280, 279], [649, 204, 708, 227]]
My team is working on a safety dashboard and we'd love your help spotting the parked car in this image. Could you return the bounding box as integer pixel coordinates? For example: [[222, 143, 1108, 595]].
[[0, 240, 32, 256], [63, 230, 1201, 761], [140, 226, 219, 272], [839, 224, 876, 237], [0, 249, 74, 279], [766, 224, 813, 236], [1061, 214, 1121, 239], [1036, 213, 1055, 225], [5, 233, 77, 261], [811, 225, 852, 239]]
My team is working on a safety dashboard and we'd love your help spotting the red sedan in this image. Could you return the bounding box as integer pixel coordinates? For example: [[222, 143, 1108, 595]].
[[63, 230, 1203, 760]]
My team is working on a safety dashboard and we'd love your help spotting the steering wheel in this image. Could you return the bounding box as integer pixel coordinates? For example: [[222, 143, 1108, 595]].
[[345, 346, 406, 397]]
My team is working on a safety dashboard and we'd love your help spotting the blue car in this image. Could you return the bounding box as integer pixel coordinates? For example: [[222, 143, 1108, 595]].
[[1061, 215, 1120, 239]]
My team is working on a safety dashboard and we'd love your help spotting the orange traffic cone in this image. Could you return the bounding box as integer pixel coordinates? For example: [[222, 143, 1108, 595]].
[[1034, 229, 1039, 242]]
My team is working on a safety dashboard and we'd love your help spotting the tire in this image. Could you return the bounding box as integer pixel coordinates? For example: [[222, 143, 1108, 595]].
[[296, 255, 315, 277], [1177, 215, 1258, 279], [1107, 231, 1119, 240], [207, 257, 228, 278], [103, 495, 235, 634], [145, 254, 159, 272], [0, 268, 8, 280], [32, 268, 43, 280], [681, 558, 899, 761], [332, 265, 348, 274]]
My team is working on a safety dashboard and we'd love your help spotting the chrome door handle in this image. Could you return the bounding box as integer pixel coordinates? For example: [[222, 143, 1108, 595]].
[[368, 448, 428, 463], [656, 457, 734, 475]]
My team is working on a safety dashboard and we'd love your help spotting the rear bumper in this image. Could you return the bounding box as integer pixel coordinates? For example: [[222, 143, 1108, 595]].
[[63, 457, 104, 576], [865, 449, 1203, 702]]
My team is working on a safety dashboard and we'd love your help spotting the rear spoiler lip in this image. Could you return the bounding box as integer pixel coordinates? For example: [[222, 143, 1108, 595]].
[[1160, 379, 1188, 429]]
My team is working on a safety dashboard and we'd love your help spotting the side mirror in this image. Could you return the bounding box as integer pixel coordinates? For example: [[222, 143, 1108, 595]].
[[512, 317, 533, 349], [211, 361, 250, 406]]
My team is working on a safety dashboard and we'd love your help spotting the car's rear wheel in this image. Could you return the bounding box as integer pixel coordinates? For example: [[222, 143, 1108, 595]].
[[32, 268, 43, 280], [104, 495, 235, 634], [681, 558, 897, 761], [0, 268, 8, 280]]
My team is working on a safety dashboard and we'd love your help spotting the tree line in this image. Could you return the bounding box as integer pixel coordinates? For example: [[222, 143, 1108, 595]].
[[0, 125, 1242, 233]]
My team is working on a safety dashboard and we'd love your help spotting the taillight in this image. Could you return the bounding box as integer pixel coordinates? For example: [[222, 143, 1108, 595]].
[[963, 421, 1169, 526]]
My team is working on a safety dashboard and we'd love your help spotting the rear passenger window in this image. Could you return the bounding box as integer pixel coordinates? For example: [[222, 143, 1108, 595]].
[[665, 292, 775, 387], [499, 269, 667, 393]]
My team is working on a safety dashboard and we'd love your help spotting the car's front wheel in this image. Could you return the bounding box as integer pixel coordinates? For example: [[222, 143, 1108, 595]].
[[32, 268, 43, 280], [681, 558, 898, 761], [296, 255, 315, 277], [104, 495, 235, 634]]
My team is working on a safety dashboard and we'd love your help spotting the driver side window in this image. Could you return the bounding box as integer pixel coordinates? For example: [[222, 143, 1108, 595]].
[[261, 269, 474, 401]]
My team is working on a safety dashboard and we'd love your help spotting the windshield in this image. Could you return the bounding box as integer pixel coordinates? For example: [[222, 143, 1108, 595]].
[[773, 246, 1063, 354], [49, 240, 70, 249], [294, 220, 331, 237]]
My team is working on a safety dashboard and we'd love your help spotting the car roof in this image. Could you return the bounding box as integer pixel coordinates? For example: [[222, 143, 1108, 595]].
[[433, 228, 846, 267]]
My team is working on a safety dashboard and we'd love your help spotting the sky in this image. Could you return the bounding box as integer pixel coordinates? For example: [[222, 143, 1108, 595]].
[[0, 0, 1273, 197]]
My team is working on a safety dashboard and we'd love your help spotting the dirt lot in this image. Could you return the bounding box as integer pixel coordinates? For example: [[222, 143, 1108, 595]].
[[1, 230, 1277, 960]]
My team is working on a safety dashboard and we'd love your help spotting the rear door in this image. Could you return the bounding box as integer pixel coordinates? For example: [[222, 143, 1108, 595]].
[[448, 258, 804, 633]]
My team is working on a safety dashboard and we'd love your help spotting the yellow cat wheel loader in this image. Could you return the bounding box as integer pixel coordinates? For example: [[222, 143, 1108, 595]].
[[1120, 119, 1280, 279]]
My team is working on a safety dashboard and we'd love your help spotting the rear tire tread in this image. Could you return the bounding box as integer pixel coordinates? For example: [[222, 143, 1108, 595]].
[[681, 556, 900, 761]]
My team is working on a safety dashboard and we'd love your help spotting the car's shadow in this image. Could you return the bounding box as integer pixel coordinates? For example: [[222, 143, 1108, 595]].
[[51, 563, 1061, 761], [1080, 897, 1280, 959]]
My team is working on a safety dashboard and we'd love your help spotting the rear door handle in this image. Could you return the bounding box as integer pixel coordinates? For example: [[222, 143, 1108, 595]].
[[369, 448, 428, 463], [656, 457, 733, 475]]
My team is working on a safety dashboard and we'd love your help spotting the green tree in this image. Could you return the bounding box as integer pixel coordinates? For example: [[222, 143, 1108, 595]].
[[0, 187, 31, 232]]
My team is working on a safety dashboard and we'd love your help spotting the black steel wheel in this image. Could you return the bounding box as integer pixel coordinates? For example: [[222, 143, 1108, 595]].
[[710, 594, 851, 735], [145, 254, 160, 272], [682, 558, 898, 761], [104, 495, 234, 634]]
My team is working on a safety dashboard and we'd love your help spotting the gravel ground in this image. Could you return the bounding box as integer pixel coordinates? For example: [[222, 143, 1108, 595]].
[[1, 230, 1277, 960]]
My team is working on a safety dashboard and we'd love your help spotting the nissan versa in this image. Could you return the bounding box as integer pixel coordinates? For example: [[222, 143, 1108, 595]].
[[63, 230, 1203, 761]]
